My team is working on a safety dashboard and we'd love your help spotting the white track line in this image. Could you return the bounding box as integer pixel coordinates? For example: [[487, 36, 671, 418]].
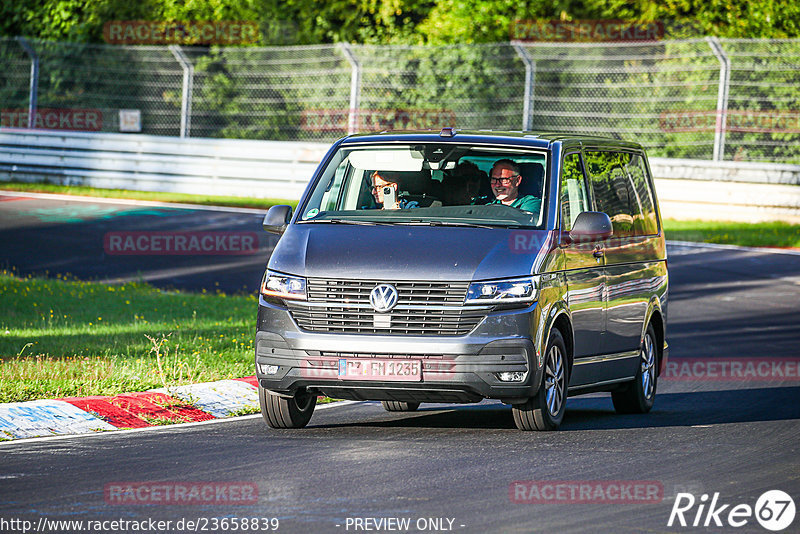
[[667, 239, 800, 257], [0, 401, 361, 447]]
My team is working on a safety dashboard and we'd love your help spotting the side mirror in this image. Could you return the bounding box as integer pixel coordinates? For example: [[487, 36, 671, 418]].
[[263, 205, 293, 234], [569, 211, 613, 242]]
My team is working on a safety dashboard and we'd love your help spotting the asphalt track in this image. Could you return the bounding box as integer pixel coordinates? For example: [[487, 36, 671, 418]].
[[1, 193, 800, 533], [0, 192, 277, 293]]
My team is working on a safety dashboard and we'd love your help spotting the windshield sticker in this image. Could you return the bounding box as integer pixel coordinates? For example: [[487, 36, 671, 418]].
[[305, 208, 320, 219]]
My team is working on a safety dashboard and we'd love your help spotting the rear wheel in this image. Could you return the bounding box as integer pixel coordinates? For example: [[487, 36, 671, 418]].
[[612, 324, 658, 414], [381, 401, 420, 412], [512, 329, 568, 431], [259, 385, 316, 429]]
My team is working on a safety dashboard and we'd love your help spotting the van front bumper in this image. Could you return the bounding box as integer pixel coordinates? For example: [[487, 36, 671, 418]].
[[255, 300, 543, 404]]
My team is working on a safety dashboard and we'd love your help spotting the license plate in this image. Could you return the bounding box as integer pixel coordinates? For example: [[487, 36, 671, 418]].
[[338, 359, 422, 381]]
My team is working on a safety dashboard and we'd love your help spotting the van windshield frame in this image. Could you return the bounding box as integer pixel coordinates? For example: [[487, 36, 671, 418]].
[[296, 143, 550, 229]]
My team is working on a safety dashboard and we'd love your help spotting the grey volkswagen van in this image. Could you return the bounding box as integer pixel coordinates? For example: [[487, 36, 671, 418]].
[[255, 130, 668, 431]]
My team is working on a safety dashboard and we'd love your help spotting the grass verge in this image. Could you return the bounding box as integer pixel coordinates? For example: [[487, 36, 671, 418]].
[[0, 271, 257, 403], [0, 181, 298, 210], [662, 219, 800, 248]]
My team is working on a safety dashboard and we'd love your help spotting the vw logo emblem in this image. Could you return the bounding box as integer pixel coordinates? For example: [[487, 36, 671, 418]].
[[369, 284, 398, 313]]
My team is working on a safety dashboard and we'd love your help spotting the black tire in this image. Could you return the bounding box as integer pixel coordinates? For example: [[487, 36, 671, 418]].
[[612, 323, 658, 414], [259, 385, 316, 429], [381, 400, 420, 412], [512, 328, 569, 431]]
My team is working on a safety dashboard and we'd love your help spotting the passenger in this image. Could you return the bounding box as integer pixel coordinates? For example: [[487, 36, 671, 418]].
[[488, 159, 541, 213], [371, 171, 419, 209]]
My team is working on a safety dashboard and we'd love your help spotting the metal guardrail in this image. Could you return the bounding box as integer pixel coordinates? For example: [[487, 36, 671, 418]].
[[649, 157, 800, 185], [0, 129, 326, 200], [1, 129, 798, 222]]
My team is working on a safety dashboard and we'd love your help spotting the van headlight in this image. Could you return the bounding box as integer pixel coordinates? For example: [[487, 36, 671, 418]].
[[260, 271, 307, 301], [465, 276, 538, 305]]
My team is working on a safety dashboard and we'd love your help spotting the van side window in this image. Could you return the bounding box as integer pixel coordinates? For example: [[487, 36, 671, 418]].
[[559, 153, 589, 232], [627, 154, 659, 236], [320, 160, 348, 211], [585, 150, 657, 237]]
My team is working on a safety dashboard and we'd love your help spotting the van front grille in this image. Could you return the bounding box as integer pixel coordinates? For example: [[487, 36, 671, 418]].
[[286, 279, 487, 336], [307, 279, 468, 305]]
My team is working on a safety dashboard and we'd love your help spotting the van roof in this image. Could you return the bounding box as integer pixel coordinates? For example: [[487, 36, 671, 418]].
[[340, 129, 643, 151]]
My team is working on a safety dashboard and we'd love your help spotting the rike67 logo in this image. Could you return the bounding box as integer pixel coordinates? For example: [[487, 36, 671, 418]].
[[668, 490, 795, 531]]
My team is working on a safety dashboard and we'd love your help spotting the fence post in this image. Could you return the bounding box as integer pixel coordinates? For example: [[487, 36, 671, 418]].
[[511, 42, 535, 131], [16, 37, 39, 129], [706, 37, 730, 161], [169, 45, 194, 138], [338, 43, 361, 135]]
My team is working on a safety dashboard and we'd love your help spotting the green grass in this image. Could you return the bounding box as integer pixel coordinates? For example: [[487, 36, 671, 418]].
[[0, 271, 258, 403], [663, 219, 800, 248], [229, 405, 262, 416], [0, 181, 298, 210]]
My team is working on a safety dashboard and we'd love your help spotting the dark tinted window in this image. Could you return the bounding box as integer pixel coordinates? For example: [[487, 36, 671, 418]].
[[559, 153, 589, 232], [585, 151, 657, 237], [627, 154, 658, 235]]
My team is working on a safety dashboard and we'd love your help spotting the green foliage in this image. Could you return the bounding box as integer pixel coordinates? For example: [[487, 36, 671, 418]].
[[353, 43, 524, 131], [190, 47, 306, 139], [3, 0, 798, 44]]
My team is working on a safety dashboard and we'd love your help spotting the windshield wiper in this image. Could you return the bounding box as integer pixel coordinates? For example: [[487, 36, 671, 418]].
[[302, 218, 530, 229], [398, 220, 500, 229], [303, 218, 389, 226]]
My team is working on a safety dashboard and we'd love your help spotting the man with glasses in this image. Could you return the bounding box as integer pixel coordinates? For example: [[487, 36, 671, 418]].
[[488, 159, 541, 213]]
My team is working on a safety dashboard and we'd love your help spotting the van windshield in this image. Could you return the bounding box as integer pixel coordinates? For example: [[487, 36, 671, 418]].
[[298, 144, 548, 228]]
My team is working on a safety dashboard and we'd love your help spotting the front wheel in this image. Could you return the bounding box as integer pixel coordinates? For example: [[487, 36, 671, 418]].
[[259, 385, 316, 429], [512, 329, 568, 431], [612, 324, 658, 414]]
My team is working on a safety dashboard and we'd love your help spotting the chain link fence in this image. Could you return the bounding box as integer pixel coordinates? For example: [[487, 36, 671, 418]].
[[1, 37, 799, 162]]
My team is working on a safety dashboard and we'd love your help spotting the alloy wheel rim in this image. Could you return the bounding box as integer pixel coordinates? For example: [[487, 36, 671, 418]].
[[544, 345, 565, 416], [641, 333, 656, 399]]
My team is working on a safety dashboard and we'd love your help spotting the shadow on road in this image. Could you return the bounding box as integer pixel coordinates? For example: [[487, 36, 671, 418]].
[[310, 386, 800, 431]]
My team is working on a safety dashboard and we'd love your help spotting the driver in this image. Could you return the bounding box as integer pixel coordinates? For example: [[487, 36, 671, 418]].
[[488, 159, 541, 214]]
